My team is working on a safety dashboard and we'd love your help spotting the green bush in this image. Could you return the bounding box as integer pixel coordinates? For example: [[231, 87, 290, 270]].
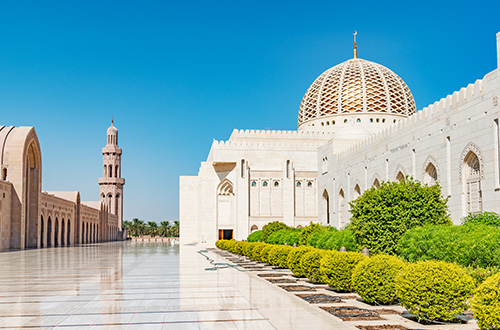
[[471, 273, 500, 330], [268, 245, 293, 268], [349, 178, 451, 255], [352, 254, 405, 304], [224, 240, 237, 252], [395, 260, 474, 322], [250, 243, 267, 261], [262, 221, 290, 242], [299, 250, 329, 284], [299, 222, 323, 246], [465, 266, 500, 286], [310, 228, 357, 251], [243, 242, 259, 258], [234, 241, 246, 255], [260, 245, 275, 263], [462, 211, 500, 228], [307, 228, 333, 248], [267, 228, 301, 245], [247, 230, 263, 242], [397, 223, 500, 268], [287, 246, 315, 277], [320, 252, 366, 292]]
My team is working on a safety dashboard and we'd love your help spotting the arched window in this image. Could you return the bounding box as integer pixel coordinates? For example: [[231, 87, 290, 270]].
[[241, 159, 245, 178], [115, 166, 119, 178], [373, 178, 380, 188], [47, 217, 52, 247], [322, 190, 330, 224], [296, 181, 301, 187], [370, 118, 373, 123], [286, 160, 291, 178], [67, 220, 71, 246], [464, 151, 482, 214], [396, 171, 404, 182], [250, 225, 258, 233], [108, 165, 113, 178], [103, 165, 107, 177], [332, 120, 335, 125], [296, 225, 303, 229], [344, 119, 348, 123], [115, 194, 120, 215], [356, 118, 361, 123], [251, 181, 256, 187], [54, 218, 59, 247], [2, 168, 7, 180], [307, 181, 313, 187], [108, 194, 112, 211], [354, 184, 361, 199], [424, 163, 438, 185], [339, 189, 345, 226], [262, 181, 268, 187], [274, 181, 279, 187]]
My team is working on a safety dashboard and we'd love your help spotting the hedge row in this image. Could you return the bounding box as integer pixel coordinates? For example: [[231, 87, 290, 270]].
[[215, 239, 499, 327]]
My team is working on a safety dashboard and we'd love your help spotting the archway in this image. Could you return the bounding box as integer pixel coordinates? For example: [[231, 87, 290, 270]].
[[396, 171, 404, 182], [354, 184, 361, 199], [40, 216, 44, 248], [24, 141, 41, 249], [217, 179, 235, 234], [322, 189, 330, 224], [464, 151, 482, 213], [373, 178, 380, 188], [424, 162, 438, 185], [54, 218, 59, 247], [338, 189, 345, 226], [250, 225, 258, 233], [61, 219, 65, 246], [47, 217, 52, 247], [67, 220, 71, 246]]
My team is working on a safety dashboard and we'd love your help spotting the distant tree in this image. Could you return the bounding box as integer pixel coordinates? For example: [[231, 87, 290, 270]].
[[147, 221, 158, 237], [130, 218, 145, 237], [159, 221, 170, 237], [122, 220, 132, 238]]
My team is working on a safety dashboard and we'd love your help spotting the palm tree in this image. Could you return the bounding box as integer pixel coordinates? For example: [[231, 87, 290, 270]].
[[171, 221, 179, 237], [147, 221, 158, 237], [159, 221, 170, 237], [130, 218, 145, 237], [123, 220, 132, 238]]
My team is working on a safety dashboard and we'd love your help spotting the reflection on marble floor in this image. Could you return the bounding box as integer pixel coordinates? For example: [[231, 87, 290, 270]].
[[0, 242, 354, 329]]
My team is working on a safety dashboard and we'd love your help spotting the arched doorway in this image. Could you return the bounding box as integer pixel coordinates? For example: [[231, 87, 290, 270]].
[[47, 217, 52, 247], [67, 220, 71, 246], [25, 142, 41, 249], [217, 179, 235, 239], [40, 216, 44, 248], [54, 218, 59, 247], [322, 189, 330, 224], [61, 219, 65, 246], [464, 151, 482, 214]]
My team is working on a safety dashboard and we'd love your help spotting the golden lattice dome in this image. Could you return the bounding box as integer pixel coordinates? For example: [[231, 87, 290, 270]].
[[298, 58, 416, 126]]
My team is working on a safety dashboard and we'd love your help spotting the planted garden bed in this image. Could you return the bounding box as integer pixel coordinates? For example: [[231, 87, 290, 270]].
[[320, 306, 383, 321], [296, 293, 342, 304], [278, 285, 316, 292]]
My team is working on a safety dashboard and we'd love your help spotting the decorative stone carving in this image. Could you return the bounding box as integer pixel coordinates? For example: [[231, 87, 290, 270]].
[[458, 142, 484, 183]]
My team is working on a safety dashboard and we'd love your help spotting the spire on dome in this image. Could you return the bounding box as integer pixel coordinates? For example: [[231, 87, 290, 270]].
[[353, 31, 358, 59]]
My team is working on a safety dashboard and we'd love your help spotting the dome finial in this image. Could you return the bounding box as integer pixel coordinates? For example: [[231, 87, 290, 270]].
[[111, 115, 114, 126], [353, 31, 358, 58]]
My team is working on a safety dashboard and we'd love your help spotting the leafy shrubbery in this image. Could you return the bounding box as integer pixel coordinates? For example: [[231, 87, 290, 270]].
[[262, 221, 290, 242], [267, 228, 301, 246], [287, 246, 314, 277], [466, 266, 500, 286], [471, 273, 500, 330], [352, 254, 405, 304], [349, 178, 451, 255], [308, 228, 357, 251], [395, 260, 474, 322], [320, 251, 366, 292], [299, 222, 323, 246], [247, 230, 263, 242], [299, 250, 329, 283], [251, 243, 267, 261], [268, 245, 293, 268], [397, 223, 500, 268], [259, 245, 274, 263], [462, 211, 500, 228]]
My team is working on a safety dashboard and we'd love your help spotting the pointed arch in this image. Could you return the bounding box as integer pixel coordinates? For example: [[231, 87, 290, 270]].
[[217, 179, 234, 196], [459, 142, 484, 183], [338, 187, 346, 227], [322, 189, 330, 224], [353, 181, 361, 199], [250, 225, 258, 233], [422, 156, 440, 185], [463, 150, 483, 214], [394, 165, 406, 182]]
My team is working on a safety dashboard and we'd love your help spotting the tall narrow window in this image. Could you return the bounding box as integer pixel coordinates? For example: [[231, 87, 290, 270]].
[[286, 160, 291, 179], [464, 151, 482, 214], [115, 165, 119, 178], [495, 120, 500, 187], [108, 165, 112, 178], [447, 137, 452, 195], [241, 159, 245, 178], [1, 168, 6, 180]]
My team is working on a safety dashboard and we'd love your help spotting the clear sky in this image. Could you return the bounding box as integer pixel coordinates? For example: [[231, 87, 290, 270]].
[[0, 0, 499, 222]]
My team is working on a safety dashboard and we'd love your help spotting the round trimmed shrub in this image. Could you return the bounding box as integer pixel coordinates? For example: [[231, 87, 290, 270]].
[[349, 179, 451, 255], [250, 243, 267, 261], [243, 242, 258, 258], [262, 221, 289, 242], [300, 250, 329, 283], [287, 246, 315, 277], [395, 260, 474, 322], [260, 245, 274, 264], [320, 251, 366, 292], [225, 240, 237, 252], [233, 241, 246, 255], [471, 272, 500, 330], [352, 254, 405, 304], [268, 245, 293, 268], [247, 230, 263, 242]]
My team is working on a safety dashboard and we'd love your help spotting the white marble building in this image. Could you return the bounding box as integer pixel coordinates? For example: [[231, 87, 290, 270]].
[[179, 32, 500, 244]]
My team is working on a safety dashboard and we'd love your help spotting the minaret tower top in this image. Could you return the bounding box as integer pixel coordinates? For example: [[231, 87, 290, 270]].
[[99, 120, 125, 231]]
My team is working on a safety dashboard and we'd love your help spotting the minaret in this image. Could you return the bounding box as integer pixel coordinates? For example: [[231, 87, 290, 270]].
[[98, 120, 125, 230]]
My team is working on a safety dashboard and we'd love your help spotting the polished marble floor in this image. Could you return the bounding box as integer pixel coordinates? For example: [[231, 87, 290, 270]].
[[0, 242, 356, 329]]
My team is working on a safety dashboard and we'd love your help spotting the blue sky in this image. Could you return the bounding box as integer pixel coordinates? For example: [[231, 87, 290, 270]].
[[0, 0, 499, 221]]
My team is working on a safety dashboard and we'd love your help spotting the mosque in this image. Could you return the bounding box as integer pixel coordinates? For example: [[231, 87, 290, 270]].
[[179, 32, 500, 244], [0, 121, 125, 251]]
